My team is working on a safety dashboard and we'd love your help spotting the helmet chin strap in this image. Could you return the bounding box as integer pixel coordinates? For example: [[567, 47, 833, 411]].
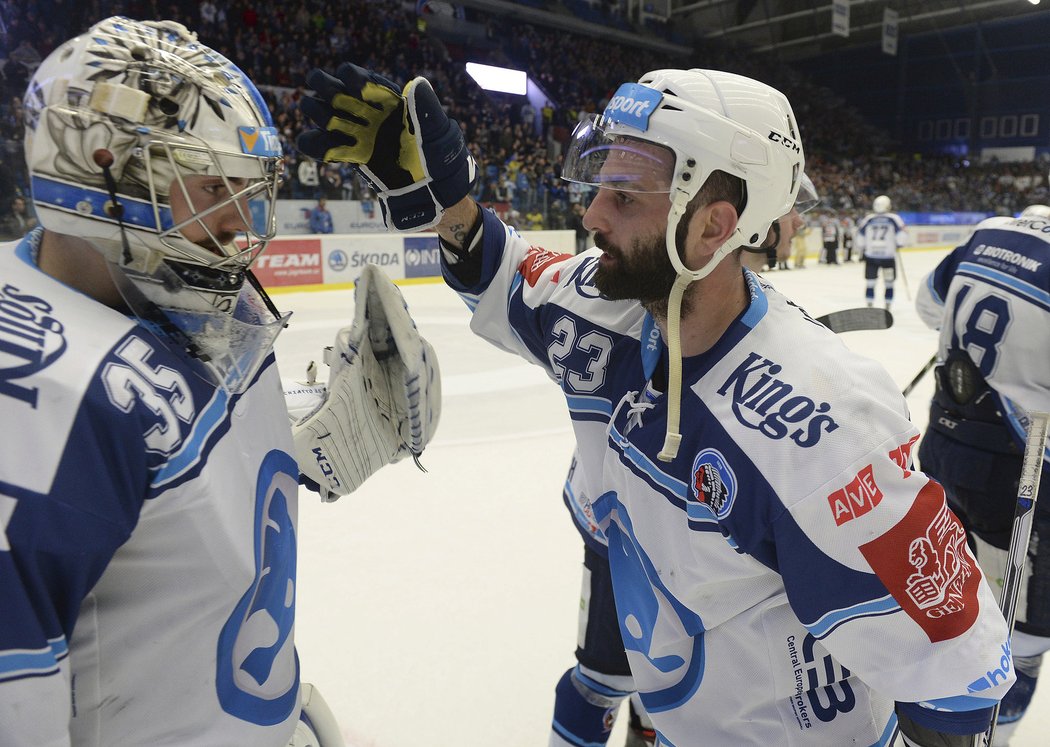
[[656, 191, 744, 462]]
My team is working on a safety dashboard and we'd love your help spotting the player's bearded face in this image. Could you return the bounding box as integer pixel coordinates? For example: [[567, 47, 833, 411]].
[[593, 229, 677, 305]]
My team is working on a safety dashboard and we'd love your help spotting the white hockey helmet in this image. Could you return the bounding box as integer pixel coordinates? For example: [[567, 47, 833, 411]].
[[23, 17, 287, 392], [562, 68, 804, 282], [873, 194, 892, 213], [1020, 204, 1050, 220]]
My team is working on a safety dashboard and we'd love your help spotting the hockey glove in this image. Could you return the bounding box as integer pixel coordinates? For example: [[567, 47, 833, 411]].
[[297, 63, 476, 232], [291, 264, 441, 501]]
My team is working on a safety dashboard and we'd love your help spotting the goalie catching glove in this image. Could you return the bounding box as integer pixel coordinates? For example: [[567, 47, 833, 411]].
[[297, 63, 476, 232], [291, 264, 441, 501]]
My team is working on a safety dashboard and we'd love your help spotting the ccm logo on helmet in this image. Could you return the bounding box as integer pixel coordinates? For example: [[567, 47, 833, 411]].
[[768, 131, 801, 154]]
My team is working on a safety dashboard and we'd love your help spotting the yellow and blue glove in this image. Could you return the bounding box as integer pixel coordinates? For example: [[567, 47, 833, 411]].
[[297, 63, 476, 232]]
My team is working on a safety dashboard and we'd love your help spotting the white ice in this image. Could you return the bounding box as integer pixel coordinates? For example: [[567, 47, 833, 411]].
[[275, 247, 1048, 746]]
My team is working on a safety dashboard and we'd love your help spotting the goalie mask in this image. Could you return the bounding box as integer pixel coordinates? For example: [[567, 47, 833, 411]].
[[23, 16, 286, 393]]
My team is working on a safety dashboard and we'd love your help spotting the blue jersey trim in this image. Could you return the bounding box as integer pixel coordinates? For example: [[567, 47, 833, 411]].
[[608, 422, 686, 500], [0, 636, 67, 682], [870, 713, 899, 747], [740, 270, 769, 328], [151, 387, 230, 488], [957, 262, 1050, 313], [806, 594, 901, 639], [566, 394, 614, 418], [925, 271, 944, 306]]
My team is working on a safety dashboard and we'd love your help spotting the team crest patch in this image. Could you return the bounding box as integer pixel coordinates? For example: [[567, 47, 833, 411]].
[[690, 448, 737, 518]]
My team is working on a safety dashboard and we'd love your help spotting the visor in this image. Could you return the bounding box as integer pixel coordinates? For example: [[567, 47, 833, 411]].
[[562, 115, 676, 193], [795, 173, 819, 214]]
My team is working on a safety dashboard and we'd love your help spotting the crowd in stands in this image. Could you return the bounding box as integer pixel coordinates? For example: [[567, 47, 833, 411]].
[[1, 0, 1047, 240]]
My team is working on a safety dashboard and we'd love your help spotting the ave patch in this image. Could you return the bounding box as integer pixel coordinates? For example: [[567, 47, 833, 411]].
[[828, 464, 882, 526]]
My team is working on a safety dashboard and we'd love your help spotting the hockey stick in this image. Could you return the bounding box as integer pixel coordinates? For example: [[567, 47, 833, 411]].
[[975, 411, 1050, 747], [902, 354, 937, 398], [896, 251, 912, 301], [815, 307, 893, 333]]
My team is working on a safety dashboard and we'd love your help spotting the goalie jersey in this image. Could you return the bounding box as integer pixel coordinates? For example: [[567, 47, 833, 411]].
[[443, 210, 1014, 746], [0, 231, 301, 746]]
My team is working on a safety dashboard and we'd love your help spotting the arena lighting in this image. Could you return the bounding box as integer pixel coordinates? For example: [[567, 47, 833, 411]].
[[465, 62, 528, 95]]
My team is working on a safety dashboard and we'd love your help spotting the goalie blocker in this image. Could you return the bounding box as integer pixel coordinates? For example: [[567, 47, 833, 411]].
[[288, 264, 441, 500]]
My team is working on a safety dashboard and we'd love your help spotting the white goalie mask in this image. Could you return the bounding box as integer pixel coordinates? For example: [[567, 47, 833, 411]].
[[562, 68, 804, 283], [23, 16, 286, 393]]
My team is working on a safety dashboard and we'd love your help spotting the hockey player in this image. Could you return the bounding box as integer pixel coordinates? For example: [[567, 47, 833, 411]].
[[916, 202, 1050, 746], [857, 194, 909, 309], [553, 178, 820, 747], [298, 62, 1015, 745], [842, 215, 857, 262], [0, 17, 438, 746], [820, 213, 841, 264]]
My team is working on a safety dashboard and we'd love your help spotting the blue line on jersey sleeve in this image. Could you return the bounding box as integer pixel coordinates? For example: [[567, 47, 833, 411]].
[[0, 637, 67, 681], [566, 394, 614, 417], [805, 594, 901, 639]]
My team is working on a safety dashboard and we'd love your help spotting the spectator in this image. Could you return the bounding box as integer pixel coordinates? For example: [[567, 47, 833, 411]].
[[297, 157, 320, 199], [309, 197, 334, 234], [570, 202, 589, 254], [0, 194, 37, 239]]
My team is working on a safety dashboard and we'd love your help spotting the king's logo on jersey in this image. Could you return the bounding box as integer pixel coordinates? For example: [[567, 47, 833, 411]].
[[0, 283, 67, 408], [717, 352, 839, 447]]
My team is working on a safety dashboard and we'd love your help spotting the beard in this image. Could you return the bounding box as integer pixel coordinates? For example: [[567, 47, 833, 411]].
[[593, 230, 689, 318]]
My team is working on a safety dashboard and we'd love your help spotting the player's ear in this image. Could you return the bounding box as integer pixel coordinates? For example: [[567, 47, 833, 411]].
[[682, 200, 739, 263]]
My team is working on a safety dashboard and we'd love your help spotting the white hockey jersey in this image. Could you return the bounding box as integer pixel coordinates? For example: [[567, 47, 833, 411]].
[[916, 213, 1050, 459], [444, 210, 1014, 746], [0, 230, 301, 746], [857, 211, 909, 260]]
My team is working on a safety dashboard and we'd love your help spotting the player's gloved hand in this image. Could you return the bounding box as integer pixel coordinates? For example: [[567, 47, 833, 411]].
[[291, 264, 441, 501], [297, 63, 476, 232]]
